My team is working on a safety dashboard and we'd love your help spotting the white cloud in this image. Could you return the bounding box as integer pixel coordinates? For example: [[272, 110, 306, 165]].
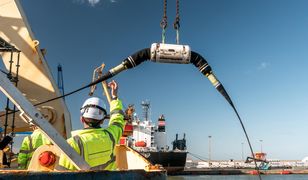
[[88, 0, 100, 6], [257, 62, 270, 70], [73, 0, 102, 7]]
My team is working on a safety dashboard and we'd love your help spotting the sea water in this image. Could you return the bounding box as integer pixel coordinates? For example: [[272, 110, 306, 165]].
[[168, 175, 308, 180]]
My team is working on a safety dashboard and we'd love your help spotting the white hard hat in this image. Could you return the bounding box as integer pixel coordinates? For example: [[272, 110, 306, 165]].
[[80, 97, 107, 120]]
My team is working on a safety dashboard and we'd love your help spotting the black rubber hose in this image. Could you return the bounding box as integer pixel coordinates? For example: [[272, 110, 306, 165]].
[[121, 48, 150, 69], [190, 51, 233, 105], [79, 48, 150, 90]]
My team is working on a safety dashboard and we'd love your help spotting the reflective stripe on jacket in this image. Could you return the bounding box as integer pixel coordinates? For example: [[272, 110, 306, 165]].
[[17, 129, 51, 169], [58, 99, 125, 170]]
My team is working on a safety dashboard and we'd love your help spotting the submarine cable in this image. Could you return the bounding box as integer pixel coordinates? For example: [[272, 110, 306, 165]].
[[0, 69, 9, 75], [190, 50, 262, 179]]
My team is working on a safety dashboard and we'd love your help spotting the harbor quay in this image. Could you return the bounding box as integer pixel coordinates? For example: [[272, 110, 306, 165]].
[[168, 168, 308, 176], [168, 159, 308, 175]]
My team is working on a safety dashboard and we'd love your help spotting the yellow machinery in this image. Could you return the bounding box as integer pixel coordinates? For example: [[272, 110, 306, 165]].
[[27, 144, 162, 172], [0, 0, 71, 137]]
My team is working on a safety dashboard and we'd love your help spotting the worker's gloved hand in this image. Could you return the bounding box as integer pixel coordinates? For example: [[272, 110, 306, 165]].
[[108, 80, 118, 100]]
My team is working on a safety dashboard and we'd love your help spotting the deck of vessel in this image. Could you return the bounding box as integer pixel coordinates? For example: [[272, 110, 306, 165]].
[[0, 169, 167, 180]]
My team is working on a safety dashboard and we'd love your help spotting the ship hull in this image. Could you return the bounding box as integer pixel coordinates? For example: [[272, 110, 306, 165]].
[[140, 151, 187, 172]]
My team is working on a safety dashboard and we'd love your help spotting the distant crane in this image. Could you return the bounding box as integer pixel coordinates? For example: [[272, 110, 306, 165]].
[[57, 64, 65, 99]]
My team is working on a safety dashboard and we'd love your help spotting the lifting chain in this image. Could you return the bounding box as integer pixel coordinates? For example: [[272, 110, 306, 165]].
[[160, 0, 168, 44], [160, 0, 181, 44], [173, 0, 180, 44]]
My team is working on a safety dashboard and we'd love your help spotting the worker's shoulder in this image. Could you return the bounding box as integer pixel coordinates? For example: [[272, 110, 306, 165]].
[[71, 128, 106, 137], [28, 130, 40, 139], [69, 128, 112, 143]]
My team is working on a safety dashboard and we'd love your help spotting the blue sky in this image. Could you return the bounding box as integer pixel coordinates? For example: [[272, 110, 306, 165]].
[[16, 0, 308, 160]]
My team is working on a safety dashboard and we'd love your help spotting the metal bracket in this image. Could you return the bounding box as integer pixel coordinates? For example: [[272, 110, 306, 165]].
[[89, 64, 112, 104], [19, 112, 34, 125]]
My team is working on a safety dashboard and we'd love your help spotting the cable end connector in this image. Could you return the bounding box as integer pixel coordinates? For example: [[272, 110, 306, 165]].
[[109, 63, 127, 76]]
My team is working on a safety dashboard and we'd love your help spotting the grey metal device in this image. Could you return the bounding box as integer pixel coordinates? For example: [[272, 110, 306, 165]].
[[0, 72, 90, 170], [150, 43, 191, 64]]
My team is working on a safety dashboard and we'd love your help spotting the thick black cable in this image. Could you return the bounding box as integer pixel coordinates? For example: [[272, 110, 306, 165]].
[[0, 69, 8, 75], [0, 71, 113, 118], [34, 71, 113, 106], [229, 102, 262, 179], [212, 83, 262, 179], [212, 87, 262, 179], [190, 51, 262, 179]]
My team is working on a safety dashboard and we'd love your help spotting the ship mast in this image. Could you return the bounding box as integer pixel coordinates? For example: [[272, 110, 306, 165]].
[[141, 100, 151, 122]]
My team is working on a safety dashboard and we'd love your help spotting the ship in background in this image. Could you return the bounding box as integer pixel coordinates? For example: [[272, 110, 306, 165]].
[[120, 101, 188, 172]]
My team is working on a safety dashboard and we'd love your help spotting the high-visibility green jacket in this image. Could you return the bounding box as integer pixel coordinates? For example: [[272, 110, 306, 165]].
[[17, 129, 51, 169], [58, 99, 125, 170]]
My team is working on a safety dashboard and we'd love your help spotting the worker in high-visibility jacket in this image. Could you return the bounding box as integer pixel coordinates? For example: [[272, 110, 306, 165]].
[[58, 80, 125, 170], [18, 126, 51, 169]]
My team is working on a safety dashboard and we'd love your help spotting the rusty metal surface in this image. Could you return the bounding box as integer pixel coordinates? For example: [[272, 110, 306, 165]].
[[0, 170, 167, 180]]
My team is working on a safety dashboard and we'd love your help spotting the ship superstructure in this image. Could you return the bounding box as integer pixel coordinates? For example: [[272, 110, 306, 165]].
[[122, 101, 187, 172]]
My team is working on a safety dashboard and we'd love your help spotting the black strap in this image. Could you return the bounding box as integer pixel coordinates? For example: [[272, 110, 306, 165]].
[[73, 135, 85, 159], [104, 130, 116, 163], [81, 104, 107, 115], [111, 122, 123, 128], [110, 109, 125, 116], [28, 136, 33, 151], [90, 155, 116, 170], [57, 165, 70, 171], [111, 122, 123, 134], [19, 148, 37, 154], [104, 130, 115, 149]]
